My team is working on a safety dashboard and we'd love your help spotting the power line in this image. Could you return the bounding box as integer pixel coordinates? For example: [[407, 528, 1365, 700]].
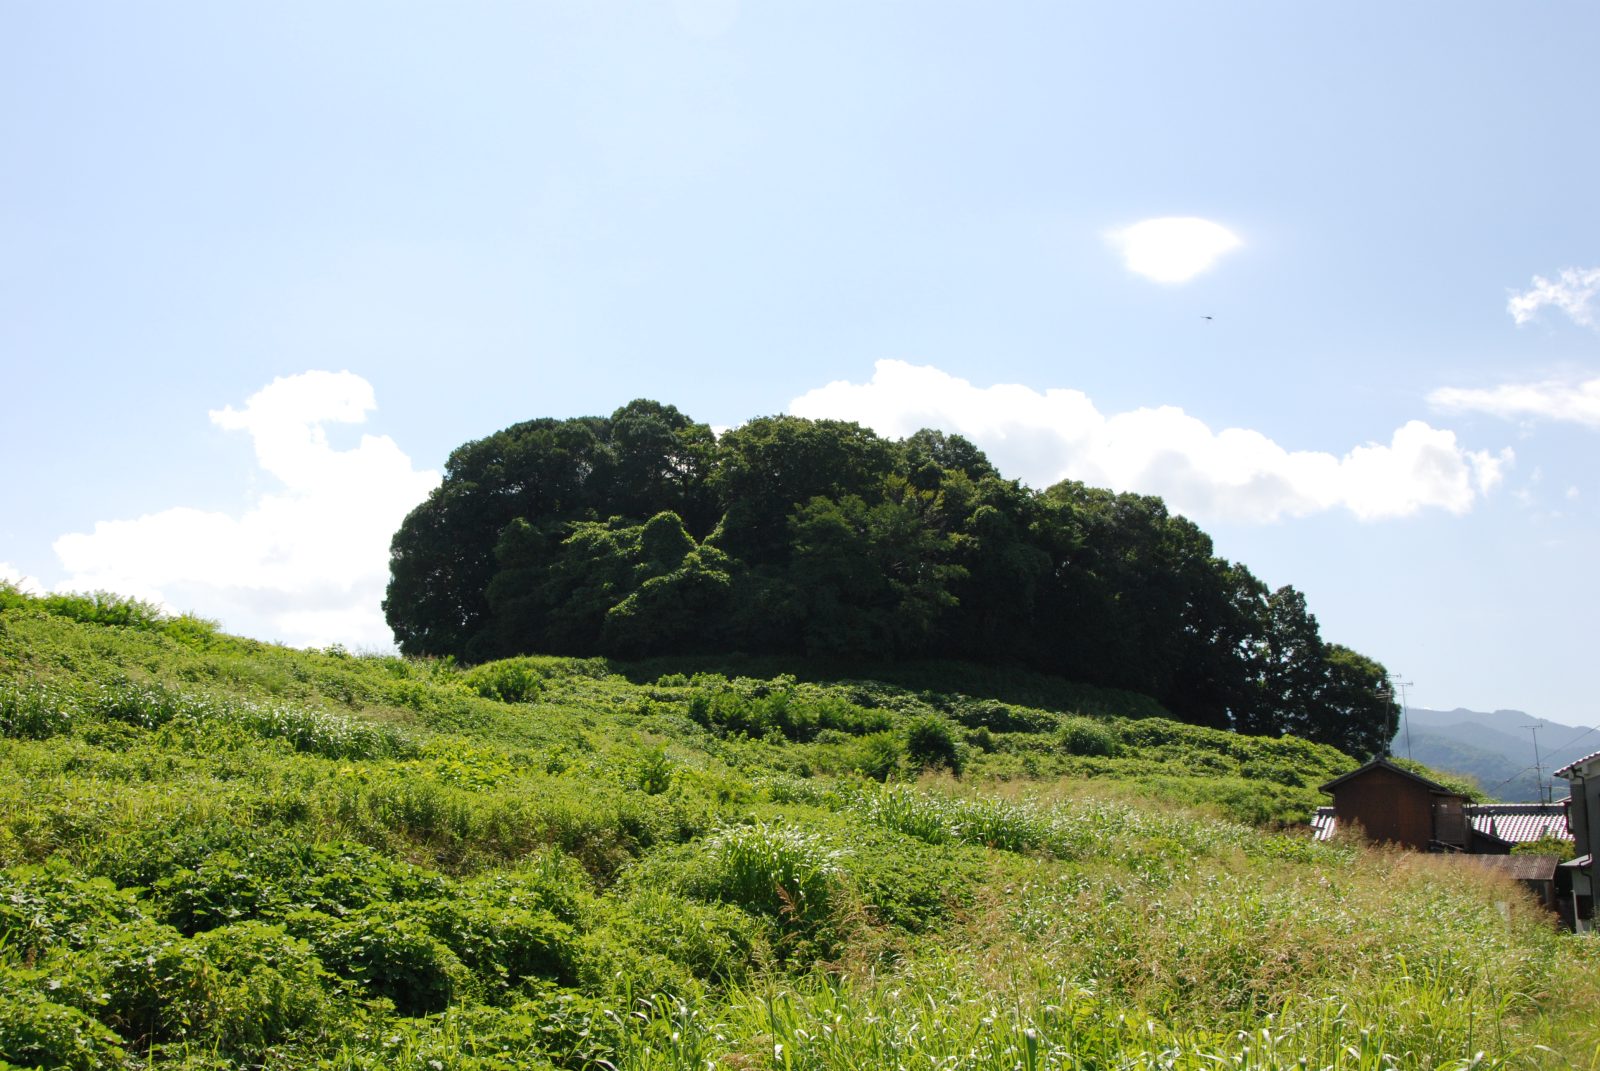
[[1487, 763, 1541, 793], [1546, 721, 1600, 759]]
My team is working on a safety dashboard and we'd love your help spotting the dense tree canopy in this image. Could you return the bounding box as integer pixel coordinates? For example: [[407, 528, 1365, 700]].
[[385, 401, 1399, 757]]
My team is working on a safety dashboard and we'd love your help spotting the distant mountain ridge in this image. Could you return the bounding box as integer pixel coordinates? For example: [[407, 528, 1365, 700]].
[[1393, 707, 1600, 802]]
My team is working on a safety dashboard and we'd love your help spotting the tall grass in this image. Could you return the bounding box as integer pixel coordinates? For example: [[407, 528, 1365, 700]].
[[3, 603, 1598, 1070]]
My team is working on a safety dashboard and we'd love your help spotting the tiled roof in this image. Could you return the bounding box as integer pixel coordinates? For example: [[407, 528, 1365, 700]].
[[1319, 757, 1461, 796], [1311, 804, 1570, 844], [1460, 854, 1561, 882], [1555, 748, 1600, 778], [1469, 805, 1570, 844]]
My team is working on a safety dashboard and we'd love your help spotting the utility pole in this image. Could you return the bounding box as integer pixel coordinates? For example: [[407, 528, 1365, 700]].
[[1526, 722, 1546, 803]]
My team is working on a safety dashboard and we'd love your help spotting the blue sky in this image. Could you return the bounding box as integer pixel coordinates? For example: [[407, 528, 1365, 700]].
[[3, 3, 1598, 726]]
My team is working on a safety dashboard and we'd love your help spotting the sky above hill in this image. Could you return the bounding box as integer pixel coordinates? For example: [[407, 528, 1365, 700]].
[[3, 3, 1598, 726]]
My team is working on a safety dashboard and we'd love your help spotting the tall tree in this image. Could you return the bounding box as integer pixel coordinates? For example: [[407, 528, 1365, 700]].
[[385, 403, 1398, 759]]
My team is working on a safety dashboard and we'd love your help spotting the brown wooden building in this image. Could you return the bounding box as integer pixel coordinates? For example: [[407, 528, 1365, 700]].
[[1555, 748, 1600, 933], [1319, 758, 1473, 851]]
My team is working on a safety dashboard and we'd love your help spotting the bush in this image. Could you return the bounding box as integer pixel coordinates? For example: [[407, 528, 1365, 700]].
[[843, 731, 904, 781], [287, 905, 471, 1016], [462, 655, 611, 703], [0, 861, 143, 960], [600, 888, 766, 985], [44, 917, 336, 1059], [463, 657, 547, 703], [905, 715, 962, 773], [421, 897, 577, 993], [0, 977, 130, 1071], [183, 922, 341, 1056], [691, 822, 848, 941], [40, 591, 167, 631], [1058, 716, 1122, 757], [145, 838, 448, 934], [1511, 835, 1575, 861], [151, 849, 290, 934], [0, 681, 75, 740]]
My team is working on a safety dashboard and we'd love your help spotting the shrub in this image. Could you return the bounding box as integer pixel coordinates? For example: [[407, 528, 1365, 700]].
[[905, 715, 962, 774], [692, 823, 848, 936], [183, 922, 341, 1057], [1058, 716, 1121, 757], [287, 905, 471, 1016], [601, 888, 766, 985], [151, 849, 290, 934], [844, 731, 904, 781], [40, 591, 167, 631], [0, 681, 75, 740], [1512, 835, 1575, 861], [0, 860, 144, 960], [634, 744, 674, 795], [45, 917, 335, 1059], [0, 977, 130, 1071], [160, 613, 220, 646], [463, 657, 547, 703], [421, 897, 577, 993]]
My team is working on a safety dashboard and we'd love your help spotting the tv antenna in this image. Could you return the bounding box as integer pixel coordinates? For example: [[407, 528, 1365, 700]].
[[1526, 722, 1546, 803], [1390, 677, 1413, 760]]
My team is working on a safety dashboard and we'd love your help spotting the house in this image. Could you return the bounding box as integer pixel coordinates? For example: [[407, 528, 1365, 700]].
[[1311, 802, 1571, 848], [1554, 748, 1600, 933], [1314, 757, 1578, 926], [1313, 759, 1572, 852], [1460, 853, 1563, 912], [1316, 757, 1476, 851]]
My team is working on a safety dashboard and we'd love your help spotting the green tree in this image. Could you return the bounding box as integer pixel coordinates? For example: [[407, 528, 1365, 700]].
[[1311, 644, 1399, 759], [711, 416, 898, 564], [385, 402, 1396, 758]]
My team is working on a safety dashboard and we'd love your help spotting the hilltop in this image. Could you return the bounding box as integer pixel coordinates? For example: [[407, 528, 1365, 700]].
[[3, 590, 1597, 1069], [1397, 707, 1600, 802], [386, 404, 1400, 760]]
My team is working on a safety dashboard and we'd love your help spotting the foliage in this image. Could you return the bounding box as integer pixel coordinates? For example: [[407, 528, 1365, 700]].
[[1389, 756, 1489, 801], [905, 714, 963, 773], [0, 602, 1594, 1070], [385, 408, 1401, 758], [691, 822, 848, 932], [0, 978, 130, 1071], [1512, 835, 1576, 861]]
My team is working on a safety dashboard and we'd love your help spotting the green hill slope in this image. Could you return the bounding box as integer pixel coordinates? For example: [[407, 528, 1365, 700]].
[[2, 595, 1596, 1070]]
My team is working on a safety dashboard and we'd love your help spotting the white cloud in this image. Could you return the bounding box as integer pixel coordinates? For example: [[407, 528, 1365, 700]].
[[52, 371, 440, 649], [0, 563, 44, 594], [1106, 217, 1242, 284], [1428, 376, 1600, 428], [1508, 267, 1600, 327], [790, 360, 1510, 523]]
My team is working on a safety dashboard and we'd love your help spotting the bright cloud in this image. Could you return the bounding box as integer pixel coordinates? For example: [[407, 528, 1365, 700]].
[[52, 371, 440, 649], [1106, 216, 1242, 284], [0, 563, 44, 594], [1429, 376, 1600, 428], [790, 360, 1510, 523], [1508, 267, 1600, 328]]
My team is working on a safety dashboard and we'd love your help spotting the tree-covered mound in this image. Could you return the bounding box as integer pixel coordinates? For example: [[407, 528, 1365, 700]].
[[3, 592, 1597, 1070], [387, 402, 1397, 758]]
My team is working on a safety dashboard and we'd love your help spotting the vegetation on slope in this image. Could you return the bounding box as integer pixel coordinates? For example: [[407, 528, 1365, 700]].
[[2, 591, 1597, 1070], [385, 403, 1398, 758]]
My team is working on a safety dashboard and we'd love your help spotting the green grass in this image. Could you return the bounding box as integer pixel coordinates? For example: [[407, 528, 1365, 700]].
[[1, 591, 1597, 1069]]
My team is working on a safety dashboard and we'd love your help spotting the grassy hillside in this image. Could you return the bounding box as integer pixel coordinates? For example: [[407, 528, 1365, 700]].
[[2, 595, 1597, 1070]]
